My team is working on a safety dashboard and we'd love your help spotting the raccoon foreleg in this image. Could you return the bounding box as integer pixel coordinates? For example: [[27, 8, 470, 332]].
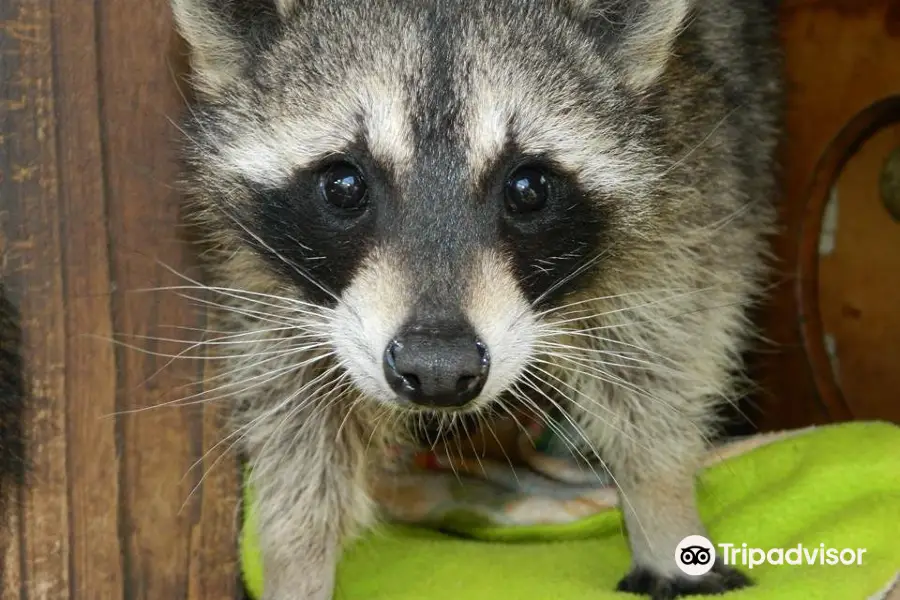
[[244, 403, 373, 600], [587, 405, 752, 599]]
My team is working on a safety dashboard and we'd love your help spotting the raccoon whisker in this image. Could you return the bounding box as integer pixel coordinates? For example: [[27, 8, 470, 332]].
[[113, 352, 333, 417], [532, 352, 662, 376], [250, 364, 347, 468], [150, 255, 333, 313], [129, 336, 320, 406], [536, 333, 682, 369], [532, 288, 686, 320], [522, 364, 669, 453], [180, 285, 335, 313], [97, 328, 302, 396], [215, 206, 341, 304], [309, 374, 359, 429], [454, 416, 473, 480], [536, 357, 707, 423], [141, 284, 335, 315], [156, 323, 300, 336], [172, 341, 326, 394], [176, 293, 327, 329], [179, 364, 339, 511], [506, 385, 577, 462], [364, 408, 388, 456], [476, 410, 520, 484], [688, 200, 758, 239], [117, 330, 327, 354], [179, 296, 302, 328], [461, 415, 489, 479], [119, 324, 308, 345], [529, 363, 717, 451], [566, 295, 760, 336], [538, 285, 723, 329], [516, 372, 651, 545], [426, 414, 444, 453], [334, 394, 366, 443], [491, 398, 536, 451], [534, 336, 673, 366], [533, 341, 657, 364], [272, 364, 347, 429], [165, 113, 203, 149], [529, 249, 611, 308], [97, 335, 329, 362], [533, 355, 692, 391], [170, 365, 304, 411], [164, 53, 203, 126], [169, 345, 332, 401], [181, 366, 333, 512], [654, 105, 741, 181], [444, 415, 464, 484], [133, 280, 313, 310], [534, 346, 690, 381], [528, 363, 686, 426], [508, 379, 609, 479]]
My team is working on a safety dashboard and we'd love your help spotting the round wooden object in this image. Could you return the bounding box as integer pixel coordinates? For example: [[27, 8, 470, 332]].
[[797, 96, 900, 423]]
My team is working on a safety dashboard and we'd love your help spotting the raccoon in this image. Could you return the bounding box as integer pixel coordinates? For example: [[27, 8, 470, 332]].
[[170, 0, 781, 598]]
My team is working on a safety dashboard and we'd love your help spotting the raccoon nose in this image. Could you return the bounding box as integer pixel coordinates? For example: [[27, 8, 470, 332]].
[[383, 328, 490, 408]]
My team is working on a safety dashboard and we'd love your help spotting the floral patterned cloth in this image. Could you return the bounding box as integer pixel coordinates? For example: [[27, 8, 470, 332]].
[[371, 413, 803, 531]]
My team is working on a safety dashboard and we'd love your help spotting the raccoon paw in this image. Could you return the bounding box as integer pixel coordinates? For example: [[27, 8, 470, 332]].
[[615, 561, 751, 599]]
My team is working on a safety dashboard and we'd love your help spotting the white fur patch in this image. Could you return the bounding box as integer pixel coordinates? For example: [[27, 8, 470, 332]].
[[215, 77, 414, 188], [465, 80, 654, 195], [464, 249, 539, 406], [327, 249, 411, 404]]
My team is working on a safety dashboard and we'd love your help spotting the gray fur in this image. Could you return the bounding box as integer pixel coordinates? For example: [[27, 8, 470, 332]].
[[171, 0, 781, 598]]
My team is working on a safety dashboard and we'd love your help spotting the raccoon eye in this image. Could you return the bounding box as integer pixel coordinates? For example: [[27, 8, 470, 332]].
[[319, 163, 368, 211], [504, 167, 550, 214]]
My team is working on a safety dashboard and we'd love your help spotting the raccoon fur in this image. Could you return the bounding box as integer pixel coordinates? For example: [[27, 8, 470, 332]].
[[0, 283, 25, 531], [170, 0, 782, 598]]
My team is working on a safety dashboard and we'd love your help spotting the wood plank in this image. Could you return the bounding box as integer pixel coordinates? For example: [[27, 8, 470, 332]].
[[0, 3, 25, 596], [51, 0, 124, 596], [96, 0, 239, 597], [0, 0, 70, 598]]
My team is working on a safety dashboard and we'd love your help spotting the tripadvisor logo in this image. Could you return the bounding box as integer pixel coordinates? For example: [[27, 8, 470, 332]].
[[675, 536, 868, 575], [718, 543, 867, 569]]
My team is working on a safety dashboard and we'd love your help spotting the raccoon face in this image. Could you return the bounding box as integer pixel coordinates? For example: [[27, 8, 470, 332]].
[[174, 0, 691, 411]]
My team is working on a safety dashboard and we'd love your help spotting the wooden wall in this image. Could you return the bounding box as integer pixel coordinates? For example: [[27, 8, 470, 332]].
[[0, 0, 897, 598], [0, 0, 238, 597]]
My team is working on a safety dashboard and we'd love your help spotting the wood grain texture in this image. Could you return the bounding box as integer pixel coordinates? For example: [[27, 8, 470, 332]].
[[0, 0, 239, 598], [819, 123, 900, 423], [52, 0, 122, 597], [0, 2, 71, 599], [753, 0, 900, 430]]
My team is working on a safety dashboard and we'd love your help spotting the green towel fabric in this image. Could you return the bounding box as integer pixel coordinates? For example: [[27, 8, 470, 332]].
[[241, 420, 900, 599]]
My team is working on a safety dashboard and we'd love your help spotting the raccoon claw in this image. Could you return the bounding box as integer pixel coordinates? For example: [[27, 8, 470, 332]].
[[616, 561, 751, 599]]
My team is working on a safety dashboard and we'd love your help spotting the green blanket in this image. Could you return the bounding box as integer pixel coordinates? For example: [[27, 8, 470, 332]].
[[241, 420, 900, 599]]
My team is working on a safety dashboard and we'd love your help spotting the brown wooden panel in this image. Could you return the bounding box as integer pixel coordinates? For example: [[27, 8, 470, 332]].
[[755, 0, 900, 430], [96, 0, 239, 597], [818, 124, 900, 422], [0, 1, 71, 598], [1, 0, 239, 597], [52, 0, 124, 596]]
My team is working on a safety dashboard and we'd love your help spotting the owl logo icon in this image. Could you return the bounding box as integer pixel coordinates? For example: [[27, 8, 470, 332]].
[[675, 535, 716, 576]]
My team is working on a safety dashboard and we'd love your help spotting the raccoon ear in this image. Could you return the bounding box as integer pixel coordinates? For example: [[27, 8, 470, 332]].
[[171, 0, 286, 95], [569, 0, 692, 91]]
